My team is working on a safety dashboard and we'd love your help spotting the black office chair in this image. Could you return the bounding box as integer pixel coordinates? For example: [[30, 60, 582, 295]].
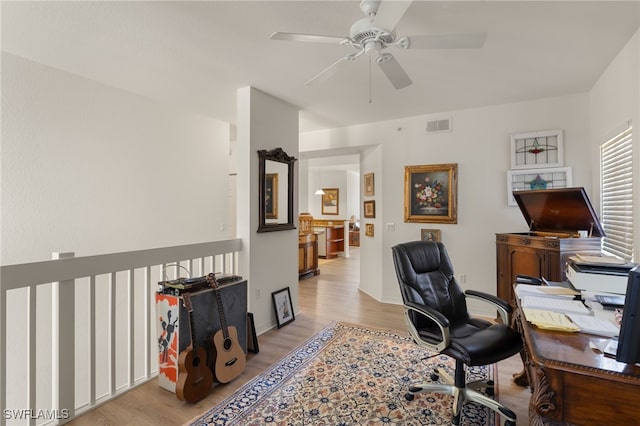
[[392, 241, 522, 426]]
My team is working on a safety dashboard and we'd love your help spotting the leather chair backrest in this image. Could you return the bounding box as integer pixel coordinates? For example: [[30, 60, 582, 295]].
[[392, 241, 470, 328]]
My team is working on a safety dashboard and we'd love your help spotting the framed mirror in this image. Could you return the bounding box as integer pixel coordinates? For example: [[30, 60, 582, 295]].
[[258, 147, 297, 232]]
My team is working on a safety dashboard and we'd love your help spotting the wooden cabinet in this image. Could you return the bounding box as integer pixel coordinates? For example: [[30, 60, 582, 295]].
[[324, 226, 345, 259], [496, 188, 604, 304], [349, 230, 360, 246], [495, 233, 600, 302], [309, 220, 347, 259], [298, 233, 319, 277]]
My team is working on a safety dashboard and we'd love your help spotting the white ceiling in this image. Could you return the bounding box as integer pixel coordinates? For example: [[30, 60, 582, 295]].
[[3, 1, 639, 132]]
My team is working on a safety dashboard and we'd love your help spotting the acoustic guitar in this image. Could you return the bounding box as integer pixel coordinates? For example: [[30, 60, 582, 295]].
[[207, 273, 246, 383], [176, 293, 213, 403]]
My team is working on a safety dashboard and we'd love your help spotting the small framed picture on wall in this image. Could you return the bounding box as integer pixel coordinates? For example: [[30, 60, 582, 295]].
[[365, 223, 374, 237], [363, 200, 375, 218], [421, 228, 441, 242], [364, 173, 375, 196]]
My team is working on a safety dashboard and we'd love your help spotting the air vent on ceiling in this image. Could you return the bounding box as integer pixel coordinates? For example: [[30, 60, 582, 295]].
[[426, 117, 452, 133]]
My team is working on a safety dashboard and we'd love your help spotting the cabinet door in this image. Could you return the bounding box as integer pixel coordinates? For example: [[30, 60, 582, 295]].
[[306, 243, 316, 270], [509, 246, 546, 281], [298, 245, 306, 273]]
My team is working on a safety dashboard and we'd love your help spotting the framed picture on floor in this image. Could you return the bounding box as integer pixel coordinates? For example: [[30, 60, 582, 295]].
[[272, 287, 295, 328]]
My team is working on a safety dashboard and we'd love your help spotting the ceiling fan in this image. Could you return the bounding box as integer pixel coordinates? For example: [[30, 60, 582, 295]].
[[270, 0, 487, 90]]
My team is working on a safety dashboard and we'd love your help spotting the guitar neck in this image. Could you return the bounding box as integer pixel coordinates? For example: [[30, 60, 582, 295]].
[[188, 309, 199, 350], [214, 288, 230, 339]]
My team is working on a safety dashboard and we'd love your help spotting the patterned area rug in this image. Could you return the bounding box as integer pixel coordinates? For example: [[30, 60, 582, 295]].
[[188, 322, 498, 425]]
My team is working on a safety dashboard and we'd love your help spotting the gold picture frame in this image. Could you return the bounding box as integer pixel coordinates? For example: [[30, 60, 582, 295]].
[[365, 223, 374, 237], [404, 163, 458, 224], [363, 200, 375, 218], [321, 188, 339, 215], [265, 173, 278, 219], [364, 172, 375, 196], [421, 228, 441, 242]]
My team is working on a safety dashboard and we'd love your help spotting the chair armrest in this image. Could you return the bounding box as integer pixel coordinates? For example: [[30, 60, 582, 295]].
[[465, 289, 511, 324], [404, 301, 450, 352]]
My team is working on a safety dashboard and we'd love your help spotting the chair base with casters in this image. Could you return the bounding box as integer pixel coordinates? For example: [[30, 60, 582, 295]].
[[404, 358, 516, 426], [392, 241, 522, 426]]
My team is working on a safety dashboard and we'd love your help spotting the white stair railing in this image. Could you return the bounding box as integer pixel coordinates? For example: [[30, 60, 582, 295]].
[[0, 238, 242, 426]]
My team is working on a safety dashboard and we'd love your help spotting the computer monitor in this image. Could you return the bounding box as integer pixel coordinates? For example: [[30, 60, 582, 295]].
[[616, 265, 640, 363]]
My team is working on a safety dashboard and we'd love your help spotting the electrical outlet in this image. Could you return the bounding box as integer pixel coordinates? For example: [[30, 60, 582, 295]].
[[255, 288, 261, 298], [459, 274, 466, 284]]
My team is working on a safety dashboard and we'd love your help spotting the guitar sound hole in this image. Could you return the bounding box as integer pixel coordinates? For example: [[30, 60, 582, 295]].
[[192, 357, 201, 367], [223, 338, 233, 351]]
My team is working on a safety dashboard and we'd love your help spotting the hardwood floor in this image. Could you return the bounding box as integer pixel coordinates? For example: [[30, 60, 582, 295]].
[[67, 248, 530, 425]]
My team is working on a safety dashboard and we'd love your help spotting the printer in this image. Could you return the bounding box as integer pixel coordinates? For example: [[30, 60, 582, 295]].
[[566, 255, 635, 294]]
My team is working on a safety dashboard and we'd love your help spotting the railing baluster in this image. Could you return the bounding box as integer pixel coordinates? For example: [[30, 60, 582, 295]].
[[128, 269, 135, 387], [54, 252, 75, 424], [109, 272, 116, 396], [89, 275, 96, 406], [29, 284, 36, 426], [1, 288, 6, 426], [144, 266, 151, 379]]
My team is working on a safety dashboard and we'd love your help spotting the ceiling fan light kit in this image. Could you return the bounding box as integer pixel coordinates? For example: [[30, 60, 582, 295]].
[[270, 0, 487, 92]]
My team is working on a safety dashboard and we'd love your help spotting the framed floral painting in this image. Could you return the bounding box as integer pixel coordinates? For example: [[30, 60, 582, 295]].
[[404, 163, 457, 224]]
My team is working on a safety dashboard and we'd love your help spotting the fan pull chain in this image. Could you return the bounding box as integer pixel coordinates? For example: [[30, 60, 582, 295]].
[[368, 56, 373, 104]]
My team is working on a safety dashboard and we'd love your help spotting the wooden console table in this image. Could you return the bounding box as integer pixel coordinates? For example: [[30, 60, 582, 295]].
[[513, 296, 640, 425], [298, 233, 319, 277]]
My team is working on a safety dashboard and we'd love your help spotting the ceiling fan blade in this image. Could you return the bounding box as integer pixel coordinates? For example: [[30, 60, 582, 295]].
[[270, 32, 347, 44], [376, 53, 412, 89], [408, 32, 488, 49], [305, 56, 350, 86], [372, 0, 413, 32]]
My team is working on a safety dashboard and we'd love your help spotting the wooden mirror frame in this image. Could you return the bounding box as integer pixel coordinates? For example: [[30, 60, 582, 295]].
[[258, 147, 297, 233]]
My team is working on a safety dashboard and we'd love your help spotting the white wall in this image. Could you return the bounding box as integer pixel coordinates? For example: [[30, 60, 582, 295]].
[[236, 87, 299, 334], [1, 53, 231, 265], [359, 145, 383, 300], [301, 93, 593, 315], [1, 52, 232, 412], [589, 29, 640, 258], [346, 170, 360, 221]]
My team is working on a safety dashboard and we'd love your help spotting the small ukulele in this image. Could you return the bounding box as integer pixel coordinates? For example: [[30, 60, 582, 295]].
[[207, 273, 246, 383], [176, 293, 213, 403]]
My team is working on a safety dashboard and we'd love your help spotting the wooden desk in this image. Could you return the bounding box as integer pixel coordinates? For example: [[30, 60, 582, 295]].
[[513, 298, 640, 425]]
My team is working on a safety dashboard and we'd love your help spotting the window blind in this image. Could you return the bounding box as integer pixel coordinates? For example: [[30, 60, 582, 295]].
[[600, 125, 634, 261]]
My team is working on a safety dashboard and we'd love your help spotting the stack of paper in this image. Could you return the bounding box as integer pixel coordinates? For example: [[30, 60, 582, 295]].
[[566, 313, 619, 337], [522, 308, 580, 332], [575, 253, 627, 265], [521, 295, 592, 315], [515, 283, 581, 299]]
